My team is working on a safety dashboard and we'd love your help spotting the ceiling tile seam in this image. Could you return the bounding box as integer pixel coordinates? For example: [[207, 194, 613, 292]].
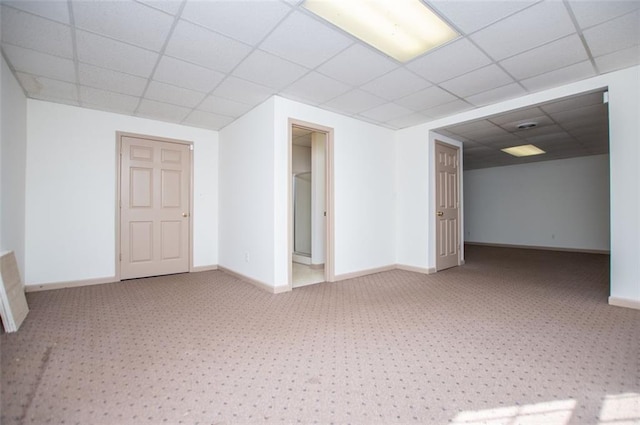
[[133, 0, 188, 116], [131, 0, 177, 18], [66, 0, 81, 107], [0, 3, 72, 29], [427, 0, 546, 40], [182, 6, 300, 121], [562, 0, 600, 76]]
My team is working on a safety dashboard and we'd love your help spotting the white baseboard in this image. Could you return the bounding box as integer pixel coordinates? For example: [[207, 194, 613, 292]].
[[334, 265, 396, 282], [26, 276, 117, 292], [218, 266, 290, 294], [191, 265, 218, 273], [608, 296, 640, 310], [465, 241, 610, 255], [395, 264, 431, 274]]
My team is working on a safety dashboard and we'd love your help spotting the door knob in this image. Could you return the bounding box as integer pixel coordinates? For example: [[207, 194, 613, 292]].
[[182, 212, 189, 217], [437, 211, 444, 217]]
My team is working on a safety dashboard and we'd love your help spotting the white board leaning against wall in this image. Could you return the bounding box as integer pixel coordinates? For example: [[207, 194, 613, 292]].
[[0, 251, 29, 332]]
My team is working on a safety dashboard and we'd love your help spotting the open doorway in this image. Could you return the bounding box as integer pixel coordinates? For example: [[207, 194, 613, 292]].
[[289, 120, 333, 288], [434, 88, 610, 275]]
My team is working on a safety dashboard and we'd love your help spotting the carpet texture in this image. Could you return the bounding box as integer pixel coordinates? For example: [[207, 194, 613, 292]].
[[1, 246, 639, 425]]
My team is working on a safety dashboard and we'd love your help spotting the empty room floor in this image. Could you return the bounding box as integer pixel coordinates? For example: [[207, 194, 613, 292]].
[[2, 246, 638, 425]]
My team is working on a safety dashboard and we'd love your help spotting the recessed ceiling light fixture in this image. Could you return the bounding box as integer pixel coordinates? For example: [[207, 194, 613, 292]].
[[302, 0, 459, 62], [501, 144, 546, 157], [516, 121, 538, 130]]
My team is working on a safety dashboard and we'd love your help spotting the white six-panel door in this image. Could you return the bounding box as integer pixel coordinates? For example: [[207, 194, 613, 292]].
[[120, 135, 191, 280], [435, 142, 460, 271]]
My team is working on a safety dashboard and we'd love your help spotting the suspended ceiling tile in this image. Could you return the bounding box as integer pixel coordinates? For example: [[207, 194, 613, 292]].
[[459, 125, 511, 142], [466, 83, 528, 107], [595, 45, 640, 74], [548, 103, 606, 123], [78, 63, 148, 97], [145, 81, 205, 109], [407, 38, 492, 84], [422, 99, 473, 119], [280, 71, 351, 105], [524, 131, 575, 146], [3, 44, 76, 83], [498, 115, 555, 133], [583, 10, 640, 57], [513, 124, 565, 138], [387, 112, 432, 129], [473, 133, 522, 148], [395, 85, 457, 111], [232, 50, 309, 91], [212, 76, 274, 106], [360, 68, 431, 101], [182, 110, 234, 130], [199, 95, 252, 118], [539, 91, 604, 115], [1, 7, 73, 59], [76, 30, 159, 77], [137, 99, 191, 123], [260, 11, 353, 69], [316, 44, 398, 86], [440, 64, 514, 98], [500, 35, 588, 80], [520, 61, 596, 92], [154, 56, 225, 93], [568, 0, 640, 29], [2, 1, 70, 24], [180, 0, 290, 45], [79, 86, 140, 115], [446, 119, 501, 136], [488, 106, 544, 125], [322, 89, 387, 115], [165, 20, 252, 73], [470, 1, 575, 61], [428, 0, 537, 34], [16, 72, 78, 102], [359, 102, 414, 123], [135, 0, 183, 16], [73, 1, 174, 52]]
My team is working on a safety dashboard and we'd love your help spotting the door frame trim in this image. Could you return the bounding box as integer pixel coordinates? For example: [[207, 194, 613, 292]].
[[115, 131, 194, 281], [434, 139, 462, 271], [287, 119, 335, 289]]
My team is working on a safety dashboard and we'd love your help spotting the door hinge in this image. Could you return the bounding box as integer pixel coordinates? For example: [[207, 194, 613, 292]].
[[119, 253, 122, 261]]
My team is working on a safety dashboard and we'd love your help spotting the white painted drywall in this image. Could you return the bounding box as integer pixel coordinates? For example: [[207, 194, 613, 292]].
[[0, 56, 27, 277], [220, 97, 395, 291], [396, 65, 640, 306], [464, 154, 610, 251], [218, 99, 276, 286], [25, 100, 218, 286], [274, 97, 396, 289]]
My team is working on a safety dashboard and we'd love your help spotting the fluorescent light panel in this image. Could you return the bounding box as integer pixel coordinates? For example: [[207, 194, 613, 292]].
[[302, 0, 459, 62], [501, 144, 546, 157]]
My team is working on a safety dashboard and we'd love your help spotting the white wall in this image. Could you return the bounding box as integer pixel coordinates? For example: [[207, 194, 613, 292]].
[[396, 65, 640, 307], [274, 97, 396, 289], [25, 100, 218, 286], [218, 99, 276, 286], [219, 96, 396, 292], [1, 56, 28, 276], [464, 154, 610, 251]]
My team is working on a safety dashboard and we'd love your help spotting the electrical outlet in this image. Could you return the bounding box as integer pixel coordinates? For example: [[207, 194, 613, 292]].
[[244, 252, 250, 262]]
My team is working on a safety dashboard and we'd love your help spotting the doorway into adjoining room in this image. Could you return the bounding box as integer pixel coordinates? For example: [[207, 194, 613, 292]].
[[289, 121, 333, 288]]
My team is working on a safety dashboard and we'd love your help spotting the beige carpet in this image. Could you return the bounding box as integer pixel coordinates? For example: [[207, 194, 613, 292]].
[[2, 246, 638, 425]]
